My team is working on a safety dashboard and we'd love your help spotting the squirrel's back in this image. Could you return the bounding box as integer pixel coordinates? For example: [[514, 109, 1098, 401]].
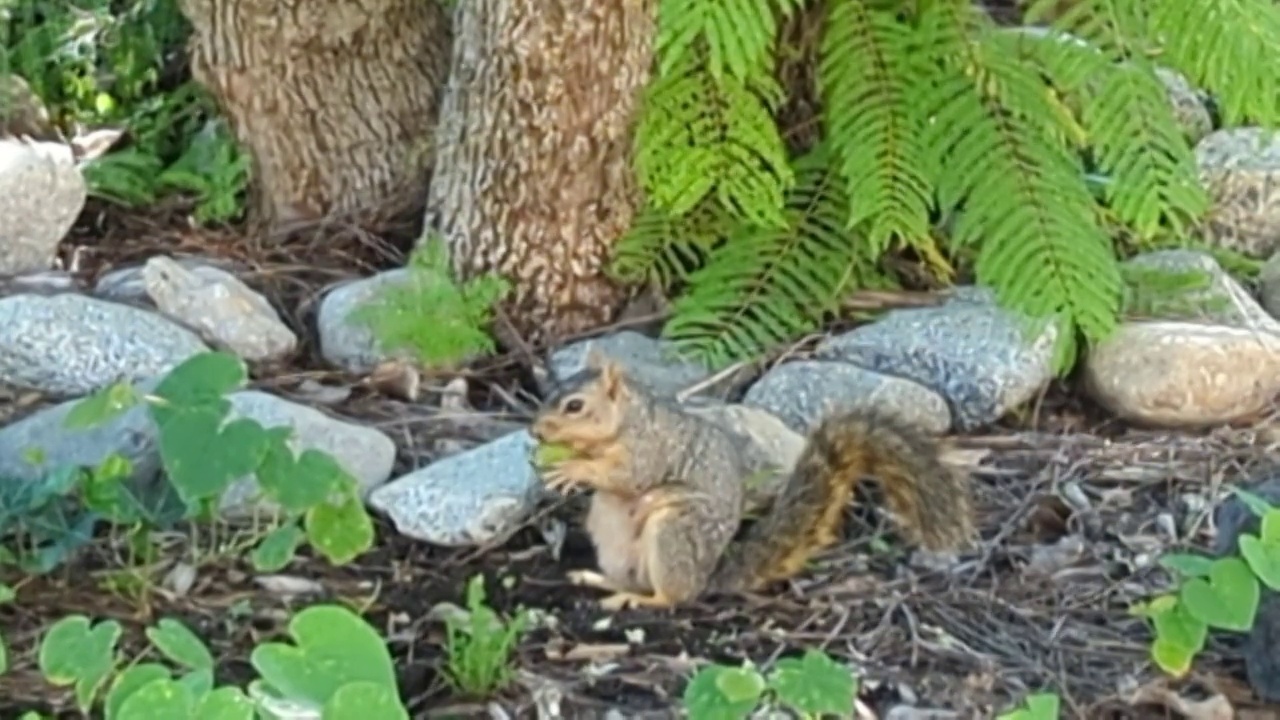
[[709, 408, 974, 592]]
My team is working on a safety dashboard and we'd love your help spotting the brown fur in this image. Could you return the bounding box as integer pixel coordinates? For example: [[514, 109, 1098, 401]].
[[530, 350, 975, 608]]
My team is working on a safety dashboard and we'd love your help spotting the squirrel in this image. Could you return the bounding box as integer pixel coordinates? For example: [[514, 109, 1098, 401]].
[[529, 349, 976, 611]]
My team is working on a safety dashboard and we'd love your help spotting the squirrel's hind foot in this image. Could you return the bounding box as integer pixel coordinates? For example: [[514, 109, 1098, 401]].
[[566, 569, 622, 590], [598, 590, 677, 611]]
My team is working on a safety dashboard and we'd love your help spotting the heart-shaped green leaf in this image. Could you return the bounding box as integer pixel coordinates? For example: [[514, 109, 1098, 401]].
[[1151, 602, 1207, 657], [1158, 553, 1213, 578], [195, 686, 255, 720], [105, 663, 171, 719], [116, 677, 194, 719], [768, 650, 857, 716], [1179, 557, 1259, 631], [682, 665, 760, 720], [1239, 534, 1280, 591], [38, 615, 122, 713], [147, 618, 214, 671], [250, 605, 397, 707]]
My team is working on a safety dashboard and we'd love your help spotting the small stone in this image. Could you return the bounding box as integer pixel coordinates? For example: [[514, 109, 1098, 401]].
[[812, 287, 1057, 431], [743, 360, 952, 435], [367, 430, 542, 547], [1196, 127, 1280, 257], [141, 255, 297, 362], [1083, 250, 1280, 427], [1260, 250, 1280, 320], [546, 331, 719, 398], [0, 293, 208, 397]]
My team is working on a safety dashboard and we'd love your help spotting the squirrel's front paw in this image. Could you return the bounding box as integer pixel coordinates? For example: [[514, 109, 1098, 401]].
[[541, 465, 583, 494]]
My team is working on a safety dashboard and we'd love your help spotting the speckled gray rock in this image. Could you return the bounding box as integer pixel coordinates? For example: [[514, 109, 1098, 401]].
[[1124, 249, 1280, 329], [317, 269, 424, 373], [0, 293, 209, 397], [0, 385, 396, 519], [744, 360, 952, 435], [1084, 250, 1280, 427], [0, 378, 164, 488], [1196, 127, 1280, 258], [367, 430, 542, 547], [547, 331, 717, 398], [142, 256, 297, 363], [0, 138, 86, 275], [812, 287, 1058, 431]]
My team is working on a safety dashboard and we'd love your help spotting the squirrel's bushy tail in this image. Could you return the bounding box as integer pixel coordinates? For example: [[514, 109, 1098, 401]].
[[709, 410, 975, 593]]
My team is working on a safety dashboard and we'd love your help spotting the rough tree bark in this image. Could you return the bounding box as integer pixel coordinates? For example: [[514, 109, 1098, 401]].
[[179, 0, 451, 235], [424, 0, 657, 346]]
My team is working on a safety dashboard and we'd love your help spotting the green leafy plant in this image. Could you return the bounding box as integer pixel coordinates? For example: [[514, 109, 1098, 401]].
[[1137, 488, 1279, 676], [60, 351, 376, 573], [682, 648, 858, 719], [442, 574, 532, 697], [247, 605, 407, 719], [616, 0, 1280, 372], [34, 606, 404, 718], [352, 235, 511, 370]]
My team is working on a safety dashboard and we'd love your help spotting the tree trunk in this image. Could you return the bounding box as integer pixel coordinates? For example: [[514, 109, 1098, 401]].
[[180, 0, 450, 235], [424, 0, 656, 347]]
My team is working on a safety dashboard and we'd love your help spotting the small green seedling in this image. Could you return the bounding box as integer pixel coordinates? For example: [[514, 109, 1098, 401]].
[[997, 692, 1060, 720], [443, 574, 532, 697]]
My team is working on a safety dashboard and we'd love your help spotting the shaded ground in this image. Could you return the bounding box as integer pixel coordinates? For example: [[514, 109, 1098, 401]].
[[0, 200, 1277, 718]]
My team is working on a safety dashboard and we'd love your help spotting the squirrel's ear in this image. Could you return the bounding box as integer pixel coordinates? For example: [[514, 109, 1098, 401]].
[[599, 359, 627, 398], [584, 346, 608, 370]]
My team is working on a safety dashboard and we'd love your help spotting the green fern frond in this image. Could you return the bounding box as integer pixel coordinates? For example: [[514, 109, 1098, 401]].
[[611, 200, 735, 289], [1146, 0, 1280, 125], [920, 2, 1122, 367], [634, 51, 794, 228], [655, 0, 807, 83], [819, 0, 934, 254], [662, 148, 886, 368]]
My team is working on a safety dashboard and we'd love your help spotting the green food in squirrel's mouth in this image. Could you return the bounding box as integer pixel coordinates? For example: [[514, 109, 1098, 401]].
[[532, 441, 575, 468]]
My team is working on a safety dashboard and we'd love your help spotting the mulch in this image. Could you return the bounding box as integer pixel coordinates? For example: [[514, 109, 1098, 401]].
[[1, 197, 1278, 719]]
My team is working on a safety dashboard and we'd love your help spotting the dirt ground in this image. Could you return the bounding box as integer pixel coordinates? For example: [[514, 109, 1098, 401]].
[[0, 201, 1277, 719]]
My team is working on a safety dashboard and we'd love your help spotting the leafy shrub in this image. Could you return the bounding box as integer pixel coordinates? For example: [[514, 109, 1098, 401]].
[[352, 235, 511, 369], [1137, 488, 1279, 676], [617, 0, 1280, 370]]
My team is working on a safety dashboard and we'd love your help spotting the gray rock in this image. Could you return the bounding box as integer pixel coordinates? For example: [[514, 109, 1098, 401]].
[[1155, 67, 1212, 144], [0, 386, 397, 519], [1196, 127, 1280, 257], [367, 430, 542, 547], [1258, 250, 1280, 320], [744, 360, 951, 436], [813, 287, 1058, 431], [141, 256, 297, 363], [1123, 249, 1279, 330], [0, 293, 208, 397], [0, 138, 86, 275], [316, 269, 423, 373], [547, 331, 717, 398]]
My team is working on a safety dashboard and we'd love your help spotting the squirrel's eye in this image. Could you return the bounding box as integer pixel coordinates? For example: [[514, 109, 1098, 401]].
[[563, 398, 585, 414]]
